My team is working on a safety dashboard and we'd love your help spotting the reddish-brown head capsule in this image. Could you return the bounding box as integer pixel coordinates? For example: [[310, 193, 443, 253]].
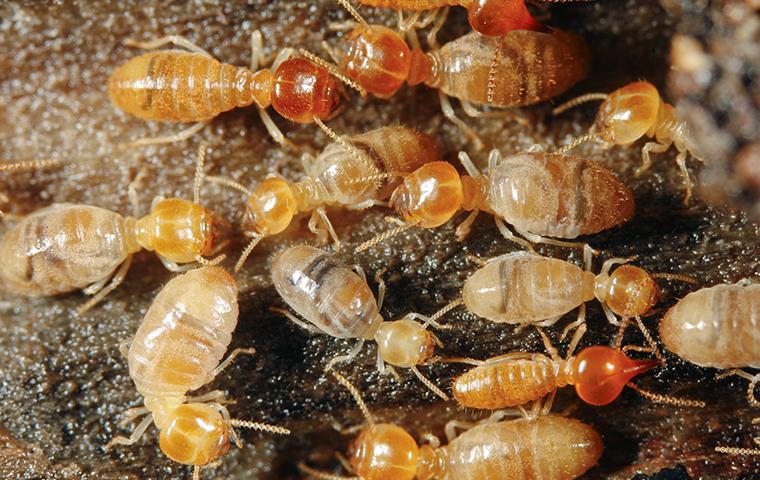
[[467, 0, 547, 36], [271, 57, 342, 123], [339, 25, 412, 98], [573, 346, 658, 406]]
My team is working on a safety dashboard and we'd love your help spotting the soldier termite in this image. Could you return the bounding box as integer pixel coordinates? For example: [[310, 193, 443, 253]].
[[205, 126, 439, 271], [356, 149, 634, 254], [553, 81, 705, 204], [660, 280, 760, 407], [450, 323, 704, 410], [270, 245, 451, 400], [299, 370, 603, 480], [0, 143, 229, 314], [108, 30, 362, 149], [319, 0, 590, 148], [105, 267, 290, 480]]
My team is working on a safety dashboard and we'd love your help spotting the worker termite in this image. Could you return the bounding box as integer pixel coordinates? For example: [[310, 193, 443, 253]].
[[109, 30, 361, 149], [354, 0, 589, 36], [105, 266, 290, 480], [320, 0, 590, 148], [659, 281, 760, 407], [271, 245, 451, 400], [356, 149, 634, 253], [206, 126, 439, 271], [0, 143, 228, 314], [299, 370, 603, 480], [450, 323, 704, 409], [553, 81, 705, 203]]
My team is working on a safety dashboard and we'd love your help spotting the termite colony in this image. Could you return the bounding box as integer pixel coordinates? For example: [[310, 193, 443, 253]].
[[2, 1, 759, 479]]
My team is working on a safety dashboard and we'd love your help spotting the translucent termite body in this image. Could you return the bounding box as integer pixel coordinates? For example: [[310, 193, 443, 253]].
[[329, 1, 590, 147], [108, 32, 342, 147], [358, 150, 634, 252], [554, 81, 704, 203], [210, 126, 439, 271], [107, 267, 289, 479], [0, 146, 228, 313], [300, 372, 603, 480], [462, 251, 659, 328], [271, 246, 449, 399], [660, 283, 760, 369], [453, 344, 658, 409]]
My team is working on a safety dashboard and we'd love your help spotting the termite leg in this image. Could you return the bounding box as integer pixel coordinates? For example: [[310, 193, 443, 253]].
[[270, 306, 323, 335], [494, 218, 534, 251], [118, 337, 133, 358], [560, 303, 586, 342], [444, 419, 475, 442], [675, 149, 694, 204], [638, 140, 670, 177], [455, 210, 480, 241], [127, 166, 149, 216], [77, 256, 134, 315], [439, 91, 484, 151], [124, 35, 212, 57], [125, 120, 209, 149], [158, 254, 195, 273], [117, 406, 151, 427], [104, 415, 153, 451], [324, 339, 365, 372], [308, 207, 340, 251], [426, 6, 448, 50], [211, 347, 257, 377], [258, 108, 298, 152], [250, 29, 266, 71], [321, 40, 342, 65], [458, 151, 482, 177], [515, 225, 593, 251]]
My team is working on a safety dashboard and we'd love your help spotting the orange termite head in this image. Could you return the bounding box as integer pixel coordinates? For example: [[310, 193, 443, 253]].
[[242, 177, 298, 236], [350, 424, 419, 480], [467, 0, 548, 36], [270, 57, 342, 124], [373, 319, 436, 368], [573, 346, 659, 406], [158, 403, 230, 466], [135, 198, 230, 264], [389, 161, 464, 228], [337, 24, 411, 98], [595, 264, 660, 318], [594, 81, 662, 146]]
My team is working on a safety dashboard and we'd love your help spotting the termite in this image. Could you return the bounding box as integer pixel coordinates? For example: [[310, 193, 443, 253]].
[[0, 143, 228, 314], [354, 0, 589, 36], [320, 0, 590, 148], [553, 81, 705, 204], [105, 266, 290, 480], [271, 245, 451, 400], [299, 370, 603, 480], [356, 149, 634, 253], [206, 126, 439, 271], [659, 280, 760, 407], [108, 30, 360, 149]]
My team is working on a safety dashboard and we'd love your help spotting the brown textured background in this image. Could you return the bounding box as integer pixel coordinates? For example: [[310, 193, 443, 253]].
[[1, 1, 759, 479]]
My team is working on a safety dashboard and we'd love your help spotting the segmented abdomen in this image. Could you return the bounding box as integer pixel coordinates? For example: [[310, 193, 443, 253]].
[[660, 283, 760, 368], [308, 127, 438, 206], [488, 153, 635, 238], [430, 30, 590, 107], [0, 204, 139, 296], [462, 252, 595, 324], [128, 267, 238, 400], [108, 51, 245, 122], [453, 356, 569, 409], [356, 0, 456, 9], [443, 416, 603, 480], [271, 246, 380, 339]]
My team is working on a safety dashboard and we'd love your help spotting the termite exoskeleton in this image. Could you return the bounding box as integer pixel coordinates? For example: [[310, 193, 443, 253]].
[[0, 144, 229, 314], [299, 371, 603, 480], [108, 30, 359, 149], [660, 281, 760, 407], [105, 267, 290, 480], [357, 149, 634, 253], [271, 245, 451, 400], [322, 0, 590, 148], [206, 126, 439, 271], [553, 81, 705, 204]]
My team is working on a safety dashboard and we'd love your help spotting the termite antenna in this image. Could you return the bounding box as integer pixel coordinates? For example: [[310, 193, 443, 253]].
[[204, 175, 253, 197], [299, 49, 367, 97], [410, 365, 449, 400], [0, 158, 63, 172], [193, 466, 200, 480], [312, 117, 369, 171], [355, 219, 420, 253], [235, 231, 265, 272], [343, 172, 405, 187], [196, 253, 227, 266], [626, 382, 706, 408], [423, 298, 464, 329], [298, 462, 361, 480], [193, 141, 208, 204], [552, 93, 609, 115], [330, 370, 375, 426], [335, 0, 369, 28], [715, 445, 760, 455], [651, 272, 699, 285], [555, 132, 599, 155], [715, 369, 760, 407], [225, 419, 291, 435], [633, 316, 664, 363]]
